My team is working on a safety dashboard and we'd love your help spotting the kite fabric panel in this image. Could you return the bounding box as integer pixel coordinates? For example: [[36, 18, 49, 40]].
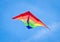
[[12, 11, 48, 29]]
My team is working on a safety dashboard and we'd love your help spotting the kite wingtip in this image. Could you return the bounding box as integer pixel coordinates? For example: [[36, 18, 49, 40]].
[[12, 16, 18, 19], [46, 26, 51, 30], [12, 17, 16, 19], [44, 25, 51, 30], [12, 17, 14, 19]]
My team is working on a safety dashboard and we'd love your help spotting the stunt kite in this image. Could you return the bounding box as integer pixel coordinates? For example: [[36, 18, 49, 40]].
[[12, 11, 48, 29]]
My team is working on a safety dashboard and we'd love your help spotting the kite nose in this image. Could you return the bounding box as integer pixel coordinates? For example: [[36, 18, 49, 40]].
[[26, 26, 32, 29]]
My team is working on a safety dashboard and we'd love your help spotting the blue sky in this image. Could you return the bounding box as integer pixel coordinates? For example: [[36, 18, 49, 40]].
[[0, 0, 60, 42]]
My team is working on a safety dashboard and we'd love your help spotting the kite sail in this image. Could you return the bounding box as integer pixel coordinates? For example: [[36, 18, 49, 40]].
[[12, 11, 48, 29]]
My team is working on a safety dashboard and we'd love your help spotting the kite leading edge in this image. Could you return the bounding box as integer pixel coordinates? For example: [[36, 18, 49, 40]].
[[12, 11, 48, 29]]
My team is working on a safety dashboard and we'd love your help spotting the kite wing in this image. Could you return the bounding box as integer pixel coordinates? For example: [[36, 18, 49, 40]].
[[12, 11, 48, 29]]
